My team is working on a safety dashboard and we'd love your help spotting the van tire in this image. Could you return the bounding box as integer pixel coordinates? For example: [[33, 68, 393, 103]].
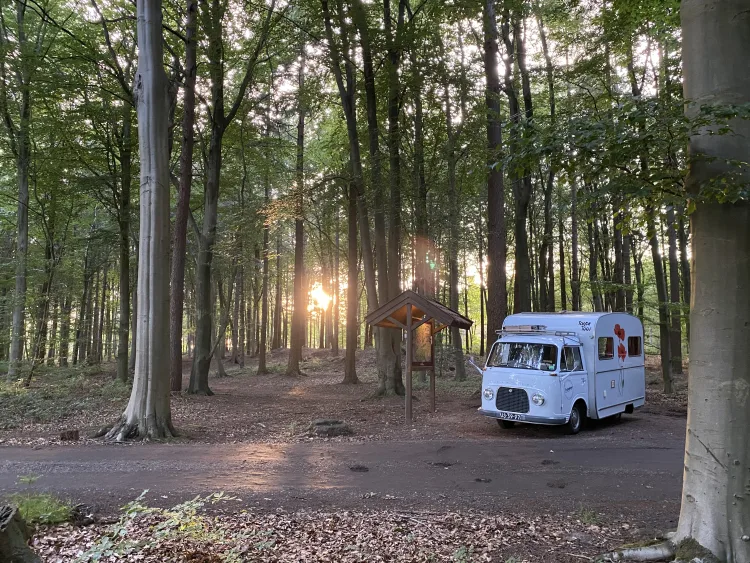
[[497, 420, 516, 429], [566, 403, 585, 435]]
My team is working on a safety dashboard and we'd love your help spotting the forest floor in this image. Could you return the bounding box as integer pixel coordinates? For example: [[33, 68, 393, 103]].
[[0, 349, 688, 562]]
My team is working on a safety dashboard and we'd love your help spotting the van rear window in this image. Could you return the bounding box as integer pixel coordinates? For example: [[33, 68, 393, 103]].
[[598, 337, 614, 360], [628, 336, 642, 356]]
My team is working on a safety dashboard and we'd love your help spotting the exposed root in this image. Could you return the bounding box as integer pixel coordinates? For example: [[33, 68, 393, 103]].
[[186, 387, 214, 396], [103, 418, 176, 443], [600, 542, 675, 562]]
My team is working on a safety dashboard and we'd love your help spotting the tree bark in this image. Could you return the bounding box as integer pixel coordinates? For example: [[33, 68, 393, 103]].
[[58, 295, 71, 367], [570, 175, 580, 311], [484, 0, 507, 339], [107, 0, 173, 440], [287, 40, 306, 376], [675, 3, 750, 560], [0, 505, 40, 563], [271, 231, 283, 350], [170, 0, 198, 393], [666, 206, 683, 374], [647, 209, 673, 394], [343, 180, 358, 384], [677, 213, 691, 343], [117, 105, 132, 383]]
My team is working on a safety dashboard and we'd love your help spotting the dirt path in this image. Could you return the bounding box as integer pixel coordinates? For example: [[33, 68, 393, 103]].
[[0, 423, 685, 531]]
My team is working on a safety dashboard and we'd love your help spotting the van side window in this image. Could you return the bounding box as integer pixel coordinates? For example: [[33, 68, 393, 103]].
[[561, 346, 583, 372], [598, 337, 614, 360], [628, 336, 642, 356]]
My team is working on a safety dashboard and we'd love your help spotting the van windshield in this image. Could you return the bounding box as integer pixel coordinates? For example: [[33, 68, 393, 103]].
[[487, 342, 558, 371]]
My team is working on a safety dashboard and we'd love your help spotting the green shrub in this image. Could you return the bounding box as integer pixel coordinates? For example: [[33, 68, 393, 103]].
[[10, 492, 72, 525]]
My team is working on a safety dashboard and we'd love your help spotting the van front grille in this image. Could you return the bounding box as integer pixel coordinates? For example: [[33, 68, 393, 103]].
[[495, 387, 530, 413]]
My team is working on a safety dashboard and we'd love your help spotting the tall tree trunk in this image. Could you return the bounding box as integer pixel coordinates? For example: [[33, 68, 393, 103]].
[[257, 102, 271, 374], [169, 0, 198, 392], [677, 213, 691, 342], [107, 0, 173, 440], [332, 212, 340, 355], [587, 222, 603, 312], [46, 298, 58, 366], [5, 15, 32, 379], [676, 6, 750, 558], [343, 180, 358, 383], [287, 39, 306, 376], [647, 210, 673, 394], [623, 233, 633, 314], [666, 206, 683, 374], [117, 106, 132, 383], [97, 266, 108, 362], [237, 267, 245, 367], [271, 231, 282, 350], [231, 266, 241, 361], [128, 249, 138, 374], [484, 0, 507, 339], [570, 175, 581, 310], [444, 83, 466, 381], [59, 295, 71, 367]]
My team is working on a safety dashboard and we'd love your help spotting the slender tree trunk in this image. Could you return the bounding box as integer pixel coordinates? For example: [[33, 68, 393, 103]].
[[588, 222, 604, 312], [623, 233, 633, 313], [666, 206, 683, 373], [169, 0, 198, 393], [332, 212, 340, 355], [231, 266, 241, 361], [484, 0, 507, 338], [287, 40, 306, 376], [271, 231, 282, 350], [570, 175, 580, 310], [128, 253, 137, 374], [97, 266, 108, 362], [46, 298, 58, 366], [7, 63, 31, 381], [343, 180, 358, 383], [117, 106, 132, 383], [647, 210, 673, 394], [238, 267, 245, 367], [59, 295, 71, 367], [677, 214, 691, 343], [257, 106, 271, 374], [107, 0, 173, 440]]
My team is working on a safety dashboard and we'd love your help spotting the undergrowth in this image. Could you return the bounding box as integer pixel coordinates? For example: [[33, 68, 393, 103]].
[[9, 492, 72, 525], [0, 364, 130, 428]]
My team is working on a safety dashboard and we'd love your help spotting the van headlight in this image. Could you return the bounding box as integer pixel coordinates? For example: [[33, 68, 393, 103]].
[[483, 388, 494, 400], [531, 393, 545, 406]]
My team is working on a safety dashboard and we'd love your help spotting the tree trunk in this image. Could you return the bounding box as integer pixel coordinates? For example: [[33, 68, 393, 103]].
[[343, 180, 358, 384], [46, 298, 58, 365], [675, 4, 750, 559], [0, 505, 40, 563], [677, 214, 691, 343], [484, 0, 507, 338], [107, 0, 173, 440], [257, 109, 271, 374], [6, 60, 31, 381], [169, 0, 198, 393], [271, 231, 283, 350], [647, 210, 673, 394], [332, 212, 340, 355], [666, 206, 683, 374], [570, 175, 581, 310], [287, 40, 306, 376], [58, 295, 71, 367], [587, 222, 604, 312], [128, 251, 138, 374], [117, 106, 132, 383]]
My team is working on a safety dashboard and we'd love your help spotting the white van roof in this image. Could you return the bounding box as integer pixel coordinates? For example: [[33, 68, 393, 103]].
[[502, 312, 637, 334]]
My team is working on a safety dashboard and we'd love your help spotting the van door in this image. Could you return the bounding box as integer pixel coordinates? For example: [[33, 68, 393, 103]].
[[560, 346, 586, 415], [595, 335, 626, 415]]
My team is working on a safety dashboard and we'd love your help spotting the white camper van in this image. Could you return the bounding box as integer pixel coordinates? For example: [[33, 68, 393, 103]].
[[478, 312, 646, 434]]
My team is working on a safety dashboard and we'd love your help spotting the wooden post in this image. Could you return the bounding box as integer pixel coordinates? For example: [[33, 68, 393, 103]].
[[406, 303, 413, 423]]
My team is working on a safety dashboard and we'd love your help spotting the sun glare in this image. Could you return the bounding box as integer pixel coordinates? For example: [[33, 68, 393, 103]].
[[309, 284, 331, 311]]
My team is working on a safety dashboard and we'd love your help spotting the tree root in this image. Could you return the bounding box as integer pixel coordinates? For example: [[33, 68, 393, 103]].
[[104, 418, 176, 442], [600, 542, 675, 562]]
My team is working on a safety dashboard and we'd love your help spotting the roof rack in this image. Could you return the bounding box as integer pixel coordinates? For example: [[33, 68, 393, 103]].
[[496, 326, 580, 339]]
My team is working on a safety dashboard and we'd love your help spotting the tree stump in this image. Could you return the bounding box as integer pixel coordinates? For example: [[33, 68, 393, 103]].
[[0, 505, 41, 563], [308, 419, 353, 437]]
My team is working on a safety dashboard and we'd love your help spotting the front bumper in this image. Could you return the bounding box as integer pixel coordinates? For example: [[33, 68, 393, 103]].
[[478, 408, 569, 426]]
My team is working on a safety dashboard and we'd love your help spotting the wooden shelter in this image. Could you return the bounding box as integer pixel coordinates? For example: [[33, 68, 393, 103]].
[[365, 290, 473, 422]]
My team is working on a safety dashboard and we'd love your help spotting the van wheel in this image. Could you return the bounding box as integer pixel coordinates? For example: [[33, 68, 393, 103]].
[[566, 403, 584, 435], [497, 420, 515, 429]]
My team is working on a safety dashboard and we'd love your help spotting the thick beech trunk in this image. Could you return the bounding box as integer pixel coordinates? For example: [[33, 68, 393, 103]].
[[675, 3, 750, 560], [107, 0, 173, 440]]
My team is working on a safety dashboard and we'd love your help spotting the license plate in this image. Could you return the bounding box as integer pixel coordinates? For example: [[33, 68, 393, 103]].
[[497, 411, 524, 421]]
